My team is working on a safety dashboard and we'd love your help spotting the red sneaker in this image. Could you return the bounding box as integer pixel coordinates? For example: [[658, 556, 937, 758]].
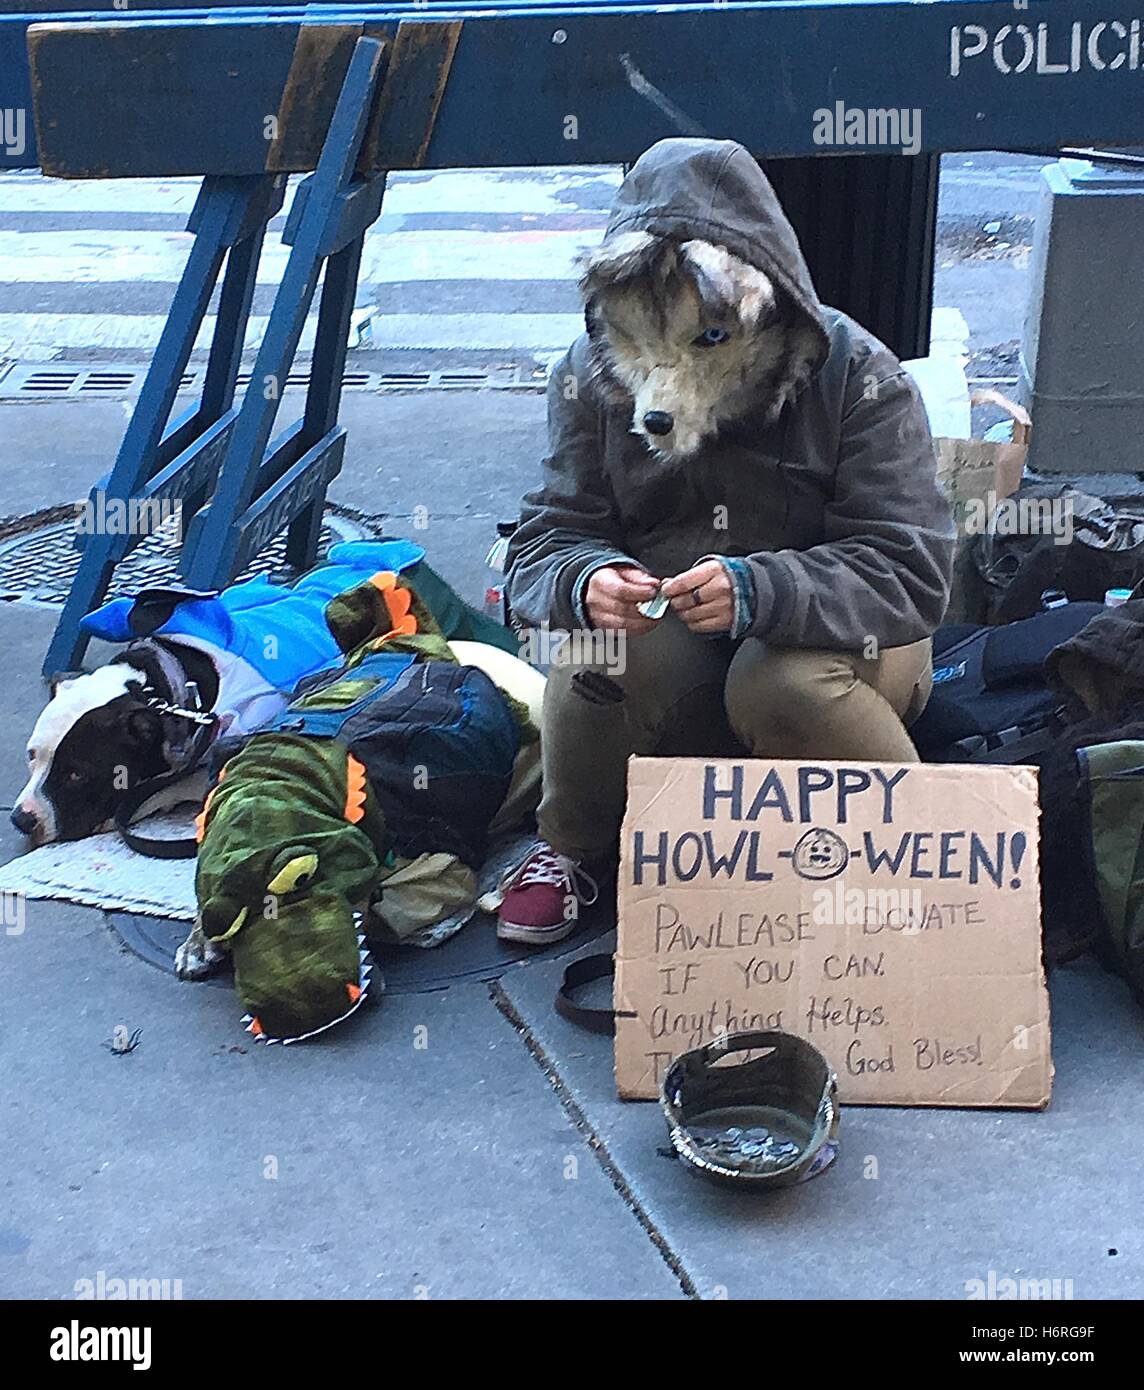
[[496, 842, 599, 945]]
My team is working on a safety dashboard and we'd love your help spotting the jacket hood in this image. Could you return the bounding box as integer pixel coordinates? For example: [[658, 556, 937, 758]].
[[603, 138, 830, 370]]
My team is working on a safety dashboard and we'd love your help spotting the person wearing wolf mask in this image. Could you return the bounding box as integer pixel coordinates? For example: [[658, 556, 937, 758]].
[[500, 138, 954, 943]]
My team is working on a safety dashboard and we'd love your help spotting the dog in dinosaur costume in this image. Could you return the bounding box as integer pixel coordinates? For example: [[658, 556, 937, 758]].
[[180, 567, 543, 1043]]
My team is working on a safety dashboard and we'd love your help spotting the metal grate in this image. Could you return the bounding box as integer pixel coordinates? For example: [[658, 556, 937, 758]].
[[79, 371, 148, 395], [0, 362, 545, 400], [234, 369, 374, 390], [0, 366, 197, 398], [0, 507, 372, 605]]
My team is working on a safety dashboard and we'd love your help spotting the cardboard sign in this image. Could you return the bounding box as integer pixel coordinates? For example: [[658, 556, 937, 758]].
[[615, 758, 1051, 1108]]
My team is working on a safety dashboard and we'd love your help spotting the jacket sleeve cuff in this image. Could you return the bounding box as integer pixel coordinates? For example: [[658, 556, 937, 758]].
[[699, 555, 757, 640], [569, 554, 638, 628]]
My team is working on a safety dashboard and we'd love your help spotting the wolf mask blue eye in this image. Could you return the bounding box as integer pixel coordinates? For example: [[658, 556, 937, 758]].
[[695, 327, 731, 347]]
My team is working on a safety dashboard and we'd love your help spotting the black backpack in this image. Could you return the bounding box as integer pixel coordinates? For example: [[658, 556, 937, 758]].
[[972, 485, 1144, 624], [911, 602, 1104, 764]]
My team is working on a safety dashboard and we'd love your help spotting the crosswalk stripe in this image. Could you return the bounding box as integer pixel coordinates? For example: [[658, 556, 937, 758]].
[[0, 227, 599, 285], [0, 167, 620, 217], [0, 168, 617, 358], [0, 311, 585, 355], [347, 312, 584, 351], [0, 175, 204, 215]]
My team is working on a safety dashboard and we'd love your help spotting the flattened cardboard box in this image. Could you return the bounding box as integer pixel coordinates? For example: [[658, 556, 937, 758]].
[[615, 758, 1051, 1108]]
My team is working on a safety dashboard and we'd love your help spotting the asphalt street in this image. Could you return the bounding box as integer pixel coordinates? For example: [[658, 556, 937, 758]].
[[0, 153, 1044, 373]]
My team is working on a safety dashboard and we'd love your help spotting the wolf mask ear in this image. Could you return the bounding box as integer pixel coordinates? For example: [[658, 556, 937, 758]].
[[679, 240, 777, 330], [578, 231, 664, 298]]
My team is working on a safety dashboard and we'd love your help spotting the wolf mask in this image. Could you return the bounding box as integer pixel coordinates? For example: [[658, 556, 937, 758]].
[[581, 230, 822, 462]]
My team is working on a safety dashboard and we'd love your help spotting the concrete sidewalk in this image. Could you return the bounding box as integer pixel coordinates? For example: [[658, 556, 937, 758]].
[[1, 393, 1142, 1301]]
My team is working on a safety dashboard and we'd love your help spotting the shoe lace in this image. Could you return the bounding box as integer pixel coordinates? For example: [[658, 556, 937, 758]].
[[502, 844, 599, 906]]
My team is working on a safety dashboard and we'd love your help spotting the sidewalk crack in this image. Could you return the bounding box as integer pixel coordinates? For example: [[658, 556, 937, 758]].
[[489, 980, 699, 1299]]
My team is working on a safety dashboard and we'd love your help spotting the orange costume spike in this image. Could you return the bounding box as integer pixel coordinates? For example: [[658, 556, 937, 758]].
[[194, 766, 226, 843], [344, 753, 368, 824], [368, 570, 418, 639]]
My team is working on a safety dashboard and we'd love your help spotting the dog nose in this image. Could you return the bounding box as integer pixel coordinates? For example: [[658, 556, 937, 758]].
[[10, 806, 38, 836], [643, 410, 674, 436]]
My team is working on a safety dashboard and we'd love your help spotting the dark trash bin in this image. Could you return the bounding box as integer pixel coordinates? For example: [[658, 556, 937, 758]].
[[757, 152, 939, 362]]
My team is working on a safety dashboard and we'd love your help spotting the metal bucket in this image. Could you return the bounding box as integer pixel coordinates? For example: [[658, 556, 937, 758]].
[[661, 1030, 839, 1190]]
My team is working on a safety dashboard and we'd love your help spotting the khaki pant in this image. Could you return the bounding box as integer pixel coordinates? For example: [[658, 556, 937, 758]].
[[539, 616, 932, 862]]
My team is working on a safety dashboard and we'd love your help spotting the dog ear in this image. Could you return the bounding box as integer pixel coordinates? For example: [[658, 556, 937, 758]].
[[679, 240, 776, 329], [47, 671, 85, 697], [733, 262, 778, 330], [578, 231, 661, 295], [678, 240, 735, 312]]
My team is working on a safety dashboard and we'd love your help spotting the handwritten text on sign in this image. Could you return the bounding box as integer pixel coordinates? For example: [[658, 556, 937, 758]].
[[614, 758, 1051, 1108]]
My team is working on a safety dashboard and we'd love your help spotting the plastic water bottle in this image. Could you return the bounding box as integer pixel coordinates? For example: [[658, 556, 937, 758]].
[[484, 521, 515, 623], [484, 584, 505, 620]]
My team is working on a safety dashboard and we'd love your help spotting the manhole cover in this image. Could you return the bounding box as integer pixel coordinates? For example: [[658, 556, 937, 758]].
[[107, 902, 613, 995], [0, 505, 374, 604]]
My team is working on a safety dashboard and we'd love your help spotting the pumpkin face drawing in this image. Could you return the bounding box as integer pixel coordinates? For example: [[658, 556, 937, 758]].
[[791, 826, 849, 881]]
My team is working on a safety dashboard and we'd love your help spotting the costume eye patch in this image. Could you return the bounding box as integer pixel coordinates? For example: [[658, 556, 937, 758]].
[[267, 851, 319, 896]]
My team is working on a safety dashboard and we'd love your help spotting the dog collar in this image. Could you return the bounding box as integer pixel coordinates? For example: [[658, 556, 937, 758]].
[[128, 638, 219, 759], [111, 639, 221, 859], [132, 638, 204, 715]]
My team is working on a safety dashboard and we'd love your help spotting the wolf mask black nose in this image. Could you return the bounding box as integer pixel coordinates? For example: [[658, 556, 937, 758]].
[[643, 410, 674, 436]]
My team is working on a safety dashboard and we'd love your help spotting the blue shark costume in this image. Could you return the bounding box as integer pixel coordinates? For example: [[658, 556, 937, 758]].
[[79, 540, 511, 738]]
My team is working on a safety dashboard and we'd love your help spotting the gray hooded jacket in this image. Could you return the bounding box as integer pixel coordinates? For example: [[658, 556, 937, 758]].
[[506, 138, 954, 650]]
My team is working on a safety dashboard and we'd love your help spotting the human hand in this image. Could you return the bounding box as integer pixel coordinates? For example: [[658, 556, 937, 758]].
[[661, 559, 735, 634], [584, 564, 661, 633]]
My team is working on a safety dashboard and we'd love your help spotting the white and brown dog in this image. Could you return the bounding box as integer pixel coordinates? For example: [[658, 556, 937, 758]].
[[13, 546, 427, 846], [14, 636, 265, 846]]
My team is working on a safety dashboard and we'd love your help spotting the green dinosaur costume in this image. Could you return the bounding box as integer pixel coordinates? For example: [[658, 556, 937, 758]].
[[197, 736, 384, 1041], [195, 568, 533, 1043]]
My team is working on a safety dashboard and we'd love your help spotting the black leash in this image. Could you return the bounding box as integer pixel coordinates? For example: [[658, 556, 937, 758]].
[[114, 710, 218, 859], [115, 776, 207, 859], [554, 952, 631, 1035]]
